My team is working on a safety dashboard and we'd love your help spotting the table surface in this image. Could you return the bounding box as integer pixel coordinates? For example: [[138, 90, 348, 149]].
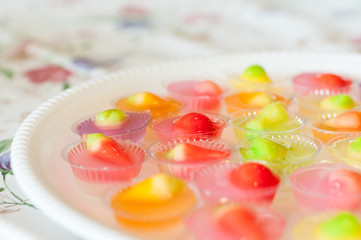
[[2, 0, 361, 239]]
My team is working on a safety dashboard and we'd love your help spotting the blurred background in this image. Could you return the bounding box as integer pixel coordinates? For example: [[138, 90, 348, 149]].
[[2, 0, 361, 138]]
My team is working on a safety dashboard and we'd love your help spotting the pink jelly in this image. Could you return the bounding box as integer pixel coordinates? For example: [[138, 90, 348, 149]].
[[292, 73, 352, 96], [150, 112, 227, 140], [290, 163, 361, 211], [166, 79, 226, 113], [148, 137, 232, 180], [186, 203, 285, 240], [72, 111, 152, 143], [193, 162, 280, 204], [63, 138, 146, 183]]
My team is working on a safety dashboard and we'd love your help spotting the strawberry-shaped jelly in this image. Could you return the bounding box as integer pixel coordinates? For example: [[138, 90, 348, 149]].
[[193, 162, 280, 204], [167, 79, 224, 112], [186, 202, 285, 240], [325, 111, 361, 131], [316, 74, 347, 87], [194, 80, 223, 96], [174, 112, 216, 134], [84, 133, 132, 166], [327, 169, 361, 197], [149, 137, 232, 180], [163, 142, 230, 162], [292, 73, 352, 96], [215, 204, 264, 240], [151, 112, 226, 139], [290, 164, 361, 211], [230, 162, 280, 189], [63, 136, 146, 188]]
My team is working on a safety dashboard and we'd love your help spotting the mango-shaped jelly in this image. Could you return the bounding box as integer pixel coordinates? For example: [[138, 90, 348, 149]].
[[240, 137, 288, 162], [163, 143, 229, 162], [258, 102, 288, 125], [84, 133, 131, 165], [115, 173, 185, 204], [240, 65, 271, 83], [241, 92, 273, 108], [325, 111, 361, 131], [95, 109, 128, 129], [319, 95, 354, 111], [316, 212, 361, 240], [348, 137, 361, 159], [126, 92, 166, 108]]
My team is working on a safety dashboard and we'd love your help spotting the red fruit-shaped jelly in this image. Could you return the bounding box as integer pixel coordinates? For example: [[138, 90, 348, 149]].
[[174, 112, 216, 134], [230, 162, 280, 189], [326, 111, 361, 131], [194, 80, 223, 96], [316, 74, 347, 87], [216, 204, 263, 240], [84, 133, 132, 166], [164, 142, 230, 162], [327, 169, 361, 196]]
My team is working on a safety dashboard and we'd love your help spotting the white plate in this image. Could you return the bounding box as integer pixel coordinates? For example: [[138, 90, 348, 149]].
[[11, 53, 361, 240]]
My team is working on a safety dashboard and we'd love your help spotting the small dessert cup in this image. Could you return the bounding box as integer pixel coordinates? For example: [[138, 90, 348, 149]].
[[72, 111, 153, 142], [290, 211, 361, 240], [150, 112, 227, 140], [296, 91, 359, 116], [289, 163, 361, 212], [225, 66, 288, 93], [62, 138, 146, 195], [185, 202, 285, 240], [148, 137, 233, 180], [292, 73, 352, 96], [327, 134, 361, 168], [237, 134, 323, 174], [224, 90, 292, 114], [228, 110, 306, 141], [107, 175, 196, 229], [164, 75, 227, 113], [192, 162, 281, 204], [308, 111, 361, 143], [112, 93, 183, 118]]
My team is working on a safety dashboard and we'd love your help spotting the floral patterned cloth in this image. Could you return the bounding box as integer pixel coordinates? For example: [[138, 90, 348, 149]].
[[1, 0, 361, 238]]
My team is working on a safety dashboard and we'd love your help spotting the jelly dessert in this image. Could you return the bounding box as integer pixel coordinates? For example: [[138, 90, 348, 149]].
[[167, 79, 226, 112], [297, 93, 357, 116], [148, 137, 232, 179], [229, 102, 305, 140], [186, 202, 285, 240], [63, 133, 145, 185], [110, 173, 196, 228], [309, 110, 361, 143], [193, 162, 280, 204], [73, 109, 152, 142], [150, 112, 226, 140], [327, 135, 361, 168], [292, 212, 361, 240], [292, 73, 352, 96], [113, 92, 182, 118], [238, 134, 322, 172], [241, 65, 271, 83], [228, 65, 277, 91], [224, 91, 291, 114], [290, 164, 361, 211]]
